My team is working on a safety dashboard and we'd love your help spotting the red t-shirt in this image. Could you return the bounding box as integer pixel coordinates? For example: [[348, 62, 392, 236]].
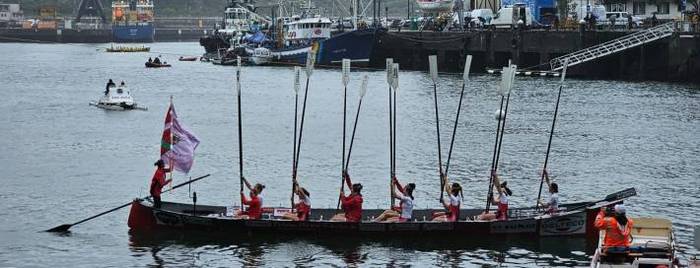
[[295, 201, 311, 221], [149, 168, 169, 197], [341, 194, 363, 222], [241, 193, 262, 220]]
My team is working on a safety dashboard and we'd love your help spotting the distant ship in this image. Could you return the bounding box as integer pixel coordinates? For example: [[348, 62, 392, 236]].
[[415, 0, 454, 12], [111, 0, 155, 42]]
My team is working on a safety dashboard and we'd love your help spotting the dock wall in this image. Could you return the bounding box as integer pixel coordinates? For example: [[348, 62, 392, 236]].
[[371, 29, 700, 83]]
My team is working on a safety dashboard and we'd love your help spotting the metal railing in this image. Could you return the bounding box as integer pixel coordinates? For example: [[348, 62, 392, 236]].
[[549, 21, 675, 71]]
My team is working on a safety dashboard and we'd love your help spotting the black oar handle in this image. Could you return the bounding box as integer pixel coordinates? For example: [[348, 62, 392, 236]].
[[60, 174, 211, 229]]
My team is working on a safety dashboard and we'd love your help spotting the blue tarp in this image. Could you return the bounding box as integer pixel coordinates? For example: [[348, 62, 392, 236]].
[[245, 32, 270, 44]]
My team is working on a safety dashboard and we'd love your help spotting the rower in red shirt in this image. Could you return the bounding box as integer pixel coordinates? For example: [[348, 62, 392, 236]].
[[234, 177, 265, 220], [282, 179, 312, 221], [331, 172, 363, 222], [149, 159, 171, 209]]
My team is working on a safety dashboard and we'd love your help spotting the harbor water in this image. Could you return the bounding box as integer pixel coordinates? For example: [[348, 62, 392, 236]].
[[0, 43, 698, 267]]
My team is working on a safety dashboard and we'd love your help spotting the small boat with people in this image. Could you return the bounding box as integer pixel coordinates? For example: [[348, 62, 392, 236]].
[[90, 79, 146, 111], [590, 215, 680, 267], [145, 56, 171, 68]]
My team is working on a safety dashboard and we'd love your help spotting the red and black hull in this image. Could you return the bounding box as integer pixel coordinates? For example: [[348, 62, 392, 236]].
[[128, 198, 621, 243]]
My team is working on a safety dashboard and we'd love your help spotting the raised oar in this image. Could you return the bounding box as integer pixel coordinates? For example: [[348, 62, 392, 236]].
[[46, 174, 211, 233], [336, 59, 350, 210], [444, 55, 472, 176], [386, 59, 395, 207], [291, 66, 301, 208], [236, 57, 244, 196], [337, 75, 369, 209], [428, 55, 445, 200], [391, 63, 399, 208], [486, 64, 517, 211], [535, 59, 569, 209], [343, 75, 369, 172], [294, 50, 317, 171]]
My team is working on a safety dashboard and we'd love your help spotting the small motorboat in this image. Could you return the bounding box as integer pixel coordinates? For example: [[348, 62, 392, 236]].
[[178, 56, 198, 61], [250, 47, 272, 66], [145, 62, 171, 68], [211, 57, 238, 66], [90, 84, 146, 111], [590, 217, 679, 268]]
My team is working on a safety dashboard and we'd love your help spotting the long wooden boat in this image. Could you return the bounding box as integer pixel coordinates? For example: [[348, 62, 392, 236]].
[[128, 188, 636, 242]]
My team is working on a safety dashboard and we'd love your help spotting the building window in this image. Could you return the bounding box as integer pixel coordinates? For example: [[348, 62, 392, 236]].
[[607, 3, 626, 12], [632, 2, 646, 15], [656, 2, 669, 14]]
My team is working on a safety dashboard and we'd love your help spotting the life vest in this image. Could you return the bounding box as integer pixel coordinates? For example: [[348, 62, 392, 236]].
[[594, 210, 634, 248]]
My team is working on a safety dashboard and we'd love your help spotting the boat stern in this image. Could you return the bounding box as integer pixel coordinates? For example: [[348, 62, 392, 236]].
[[127, 199, 157, 230]]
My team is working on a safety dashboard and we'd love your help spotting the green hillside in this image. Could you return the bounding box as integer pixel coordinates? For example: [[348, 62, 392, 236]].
[[16, 0, 413, 18]]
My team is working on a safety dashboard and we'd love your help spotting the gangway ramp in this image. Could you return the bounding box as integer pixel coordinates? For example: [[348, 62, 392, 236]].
[[549, 22, 675, 71]]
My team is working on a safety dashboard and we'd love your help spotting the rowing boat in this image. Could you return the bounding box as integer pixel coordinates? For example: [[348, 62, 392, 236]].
[[128, 188, 634, 242]]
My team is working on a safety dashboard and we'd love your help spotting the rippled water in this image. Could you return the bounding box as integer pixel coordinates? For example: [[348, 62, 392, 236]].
[[0, 43, 698, 267]]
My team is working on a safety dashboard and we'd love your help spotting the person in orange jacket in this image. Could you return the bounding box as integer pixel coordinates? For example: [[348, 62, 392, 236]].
[[594, 204, 634, 250]]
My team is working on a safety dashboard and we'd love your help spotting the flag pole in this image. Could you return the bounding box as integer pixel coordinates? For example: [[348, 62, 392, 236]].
[[168, 95, 174, 191]]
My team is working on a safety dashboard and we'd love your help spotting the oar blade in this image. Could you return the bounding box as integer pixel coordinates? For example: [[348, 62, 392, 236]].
[[391, 64, 399, 90], [46, 224, 72, 233], [235, 56, 242, 95], [463, 55, 473, 83], [428, 55, 438, 84], [359, 75, 369, 98], [305, 50, 316, 77], [342, 59, 351, 86], [386, 58, 394, 86], [559, 58, 570, 83], [293, 66, 301, 93]]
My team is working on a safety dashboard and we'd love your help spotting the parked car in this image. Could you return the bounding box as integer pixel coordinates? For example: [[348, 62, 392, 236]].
[[470, 9, 494, 26], [600, 11, 643, 27], [492, 4, 535, 28]]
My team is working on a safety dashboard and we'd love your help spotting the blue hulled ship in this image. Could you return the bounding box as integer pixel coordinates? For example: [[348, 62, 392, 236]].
[[111, 0, 155, 42], [245, 16, 380, 67]]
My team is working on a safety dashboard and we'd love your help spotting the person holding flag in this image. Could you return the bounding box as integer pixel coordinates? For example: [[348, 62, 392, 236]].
[[151, 98, 200, 208], [149, 160, 171, 208]]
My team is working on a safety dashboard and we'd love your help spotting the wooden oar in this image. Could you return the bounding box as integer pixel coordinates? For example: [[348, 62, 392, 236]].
[[485, 63, 517, 211], [45, 174, 211, 233], [236, 57, 244, 196], [428, 55, 446, 201], [336, 75, 369, 209], [535, 59, 569, 209], [563, 188, 637, 213], [293, 50, 316, 172], [386, 59, 395, 208], [444, 55, 472, 177], [343, 75, 369, 173], [391, 63, 399, 208], [336, 59, 350, 210], [291, 66, 301, 208]]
